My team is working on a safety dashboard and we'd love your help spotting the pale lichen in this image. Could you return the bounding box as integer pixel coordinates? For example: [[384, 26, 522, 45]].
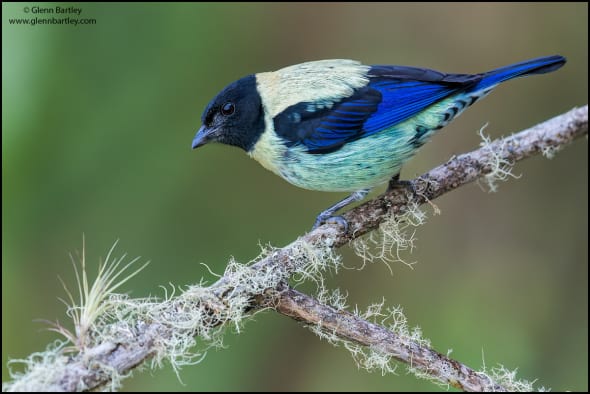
[[351, 201, 427, 272], [476, 125, 521, 192], [3, 235, 345, 392]]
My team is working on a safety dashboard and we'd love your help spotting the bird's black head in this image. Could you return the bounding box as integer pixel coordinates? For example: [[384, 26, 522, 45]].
[[192, 75, 265, 152]]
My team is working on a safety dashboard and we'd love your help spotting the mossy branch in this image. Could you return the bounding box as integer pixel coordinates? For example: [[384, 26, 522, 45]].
[[3, 105, 587, 392], [273, 286, 506, 392]]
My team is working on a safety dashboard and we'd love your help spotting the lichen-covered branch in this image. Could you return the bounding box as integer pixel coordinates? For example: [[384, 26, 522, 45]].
[[273, 286, 506, 392], [3, 105, 587, 392]]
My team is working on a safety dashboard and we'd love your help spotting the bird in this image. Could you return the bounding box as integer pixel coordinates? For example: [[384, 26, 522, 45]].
[[192, 55, 566, 230]]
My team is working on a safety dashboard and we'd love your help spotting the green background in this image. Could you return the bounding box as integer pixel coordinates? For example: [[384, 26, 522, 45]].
[[2, 2, 587, 391]]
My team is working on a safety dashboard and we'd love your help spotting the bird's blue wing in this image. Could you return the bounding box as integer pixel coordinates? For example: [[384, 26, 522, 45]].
[[272, 87, 380, 153], [273, 65, 482, 153]]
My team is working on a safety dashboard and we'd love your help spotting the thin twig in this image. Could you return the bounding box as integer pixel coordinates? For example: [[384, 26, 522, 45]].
[[3, 105, 587, 392], [273, 286, 506, 392]]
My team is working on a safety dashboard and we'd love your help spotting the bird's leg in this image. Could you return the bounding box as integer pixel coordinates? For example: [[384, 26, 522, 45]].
[[313, 189, 370, 231], [387, 173, 416, 194]]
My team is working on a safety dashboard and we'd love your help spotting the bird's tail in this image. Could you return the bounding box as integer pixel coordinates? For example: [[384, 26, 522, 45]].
[[476, 55, 566, 90]]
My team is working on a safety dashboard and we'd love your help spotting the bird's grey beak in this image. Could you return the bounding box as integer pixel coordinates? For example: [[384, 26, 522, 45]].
[[192, 125, 216, 149]]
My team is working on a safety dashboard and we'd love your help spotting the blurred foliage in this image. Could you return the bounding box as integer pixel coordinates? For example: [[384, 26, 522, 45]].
[[2, 2, 587, 391]]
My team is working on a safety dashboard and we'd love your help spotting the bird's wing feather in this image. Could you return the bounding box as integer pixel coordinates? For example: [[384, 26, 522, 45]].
[[274, 65, 482, 153]]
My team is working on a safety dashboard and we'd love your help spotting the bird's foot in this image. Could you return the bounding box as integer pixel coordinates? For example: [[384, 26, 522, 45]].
[[387, 174, 416, 196], [311, 189, 370, 232], [312, 214, 348, 232]]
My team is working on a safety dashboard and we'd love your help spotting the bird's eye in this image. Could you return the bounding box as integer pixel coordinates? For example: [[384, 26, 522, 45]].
[[221, 102, 235, 116]]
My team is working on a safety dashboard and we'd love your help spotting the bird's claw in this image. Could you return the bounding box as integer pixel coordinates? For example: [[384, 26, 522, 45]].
[[312, 214, 349, 232], [311, 188, 369, 232], [388, 177, 417, 196]]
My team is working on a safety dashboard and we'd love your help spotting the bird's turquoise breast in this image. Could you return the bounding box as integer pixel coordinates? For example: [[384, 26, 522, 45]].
[[279, 127, 413, 192], [249, 89, 491, 192]]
